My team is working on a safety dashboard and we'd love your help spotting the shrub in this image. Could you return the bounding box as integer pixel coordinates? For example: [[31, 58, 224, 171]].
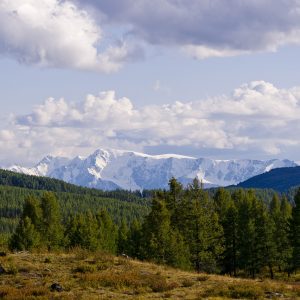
[[182, 278, 195, 287]]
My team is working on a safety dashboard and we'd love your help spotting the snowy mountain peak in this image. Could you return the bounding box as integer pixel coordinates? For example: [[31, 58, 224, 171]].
[[5, 148, 298, 191]]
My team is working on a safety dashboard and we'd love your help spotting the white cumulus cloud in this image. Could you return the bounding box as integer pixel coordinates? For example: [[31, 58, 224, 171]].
[[0, 81, 300, 165], [0, 0, 132, 72]]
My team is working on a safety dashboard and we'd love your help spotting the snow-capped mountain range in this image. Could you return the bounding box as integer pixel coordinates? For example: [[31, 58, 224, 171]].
[[7, 149, 298, 191]]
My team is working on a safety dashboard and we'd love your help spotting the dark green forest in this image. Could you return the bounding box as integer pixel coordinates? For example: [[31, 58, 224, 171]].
[[1, 169, 300, 279]]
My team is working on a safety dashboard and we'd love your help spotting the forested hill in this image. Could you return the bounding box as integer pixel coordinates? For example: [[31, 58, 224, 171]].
[[0, 169, 150, 205], [236, 166, 300, 192], [0, 168, 151, 236]]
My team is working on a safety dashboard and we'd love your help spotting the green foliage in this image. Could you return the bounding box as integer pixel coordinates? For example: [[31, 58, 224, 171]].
[[291, 188, 300, 272], [117, 218, 129, 255], [3, 169, 300, 279], [9, 217, 40, 251], [40, 192, 64, 249]]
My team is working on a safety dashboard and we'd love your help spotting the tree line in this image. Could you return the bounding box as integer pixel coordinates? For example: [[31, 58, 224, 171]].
[[7, 179, 300, 278]]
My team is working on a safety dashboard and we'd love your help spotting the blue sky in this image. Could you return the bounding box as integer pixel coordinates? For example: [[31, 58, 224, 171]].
[[1, 0, 300, 165]]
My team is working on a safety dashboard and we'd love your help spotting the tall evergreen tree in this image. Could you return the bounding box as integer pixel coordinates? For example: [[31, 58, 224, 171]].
[[40, 192, 64, 250], [127, 219, 142, 258], [9, 217, 40, 251], [270, 194, 292, 273], [184, 182, 223, 273], [117, 218, 129, 255], [141, 196, 190, 269], [22, 196, 42, 229], [254, 201, 276, 279], [222, 200, 238, 276], [236, 190, 257, 277], [290, 188, 300, 273], [66, 212, 99, 251], [96, 209, 118, 254]]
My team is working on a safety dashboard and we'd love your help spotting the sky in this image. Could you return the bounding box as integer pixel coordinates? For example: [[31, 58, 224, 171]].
[[2, 0, 300, 166]]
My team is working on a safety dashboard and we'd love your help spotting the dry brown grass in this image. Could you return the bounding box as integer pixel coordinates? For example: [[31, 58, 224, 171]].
[[0, 250, 299, 299]]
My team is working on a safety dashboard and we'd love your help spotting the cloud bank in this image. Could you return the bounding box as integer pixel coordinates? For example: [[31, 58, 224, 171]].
[[1, 81, 300, 165], [82, 0, 300, 58], [2, 0, 300, 70], [0, 0, 133, 72]]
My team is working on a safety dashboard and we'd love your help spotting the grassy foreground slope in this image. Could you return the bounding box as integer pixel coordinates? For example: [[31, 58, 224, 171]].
[[0, 250, 299, 300]]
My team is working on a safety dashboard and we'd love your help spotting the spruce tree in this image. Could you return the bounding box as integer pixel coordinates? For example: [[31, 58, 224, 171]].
[[142, 197, 172, 263], [40, 192, 64, 250], [9, 217, 40, 251], [22, 196, 42, 229], [290, 188, 300, 272], [96, 209, 118, 254], [127, 219, 142, 258], [184, 183, 223, 273], [117, 218, 129, 255], [254, 201, 276, 278], [236, 190, 257, 277], [270, 194, 292, 273], [222, 200, 238, 276], [66, 212, 99, 251]]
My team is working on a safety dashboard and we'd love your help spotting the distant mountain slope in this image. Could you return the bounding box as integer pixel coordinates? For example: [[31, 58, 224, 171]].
[[7, 148, 297, 190], [237, 166, 300, 192], [0, 169, 148, 205], [0, 169, 150, 234]]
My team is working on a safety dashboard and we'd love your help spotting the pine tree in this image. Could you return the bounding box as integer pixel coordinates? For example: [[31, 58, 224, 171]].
[[22, 196, 42, 229], [270, 194, 292, 273], [222, 200, 238, 276], [142, 197, 172, 263], [290, 188, 300, 273], [96, 209, 118, 254], [40, 192, 64, 250], [141, 196, 190, 269], [9, 217, 40, 251], [66, 212, 99, 251], [127, 219, 142, 258], [117, 218, 129, 255], [184, 183, 223, 273], [167, 229, 191, 270], [254, 201, 276, 279], [236, 190, 257, 277], [214, 188, 231, 223]]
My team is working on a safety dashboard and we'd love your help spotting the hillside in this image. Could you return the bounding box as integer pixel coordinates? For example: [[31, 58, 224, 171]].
[[0, 169, 149, 205], [0, 250, 299, 300], [237, 166, 300, 192], [0, 169, 150, 236], [7, 148, 297, 190]]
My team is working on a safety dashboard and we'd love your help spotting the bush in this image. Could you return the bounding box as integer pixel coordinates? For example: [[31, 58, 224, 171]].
[[202, 282, 265, 299], [73, 264, 97, 273], [182, 278, 195, 287]]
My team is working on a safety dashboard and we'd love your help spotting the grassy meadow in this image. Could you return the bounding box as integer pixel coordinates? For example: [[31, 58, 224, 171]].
[[0, 249, 299, 300]]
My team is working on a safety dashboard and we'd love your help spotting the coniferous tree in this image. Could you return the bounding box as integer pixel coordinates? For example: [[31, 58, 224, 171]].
[[214, 188, 231, 223], [66, 212, 99, 250], [9, 196, 42, 250], [22, 196, 42, 230], [222, 200, 238, 276], [9, 217, 40, 251], [142, 197, 173, 263], [96, 209, 118, 253], [117, 218, 129, 255], [127, 219, 142, 258], [40, 192, 64, 250], [185, 181, 223, 273], [290, 189, 300, 273], [141, 196, 190, 269], [254, 201, 276, 279], [270, 194, 292, 273], [236, 190, 257, 277]]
